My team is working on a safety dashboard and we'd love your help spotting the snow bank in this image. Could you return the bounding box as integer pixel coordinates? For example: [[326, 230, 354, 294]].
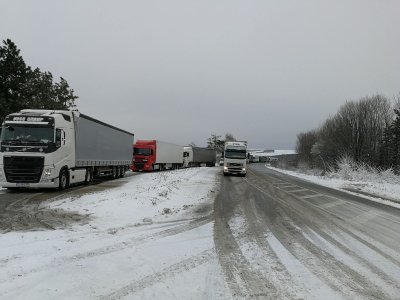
[[269, 166, 400, 209], [47, 168, 220, 230]]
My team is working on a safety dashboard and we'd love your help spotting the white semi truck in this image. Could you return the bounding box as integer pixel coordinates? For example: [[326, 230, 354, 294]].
[[183, 146, 216, 168], [0, 109, 134, 190], [132, 140, 184, 171], [223, 141, 247, 176]]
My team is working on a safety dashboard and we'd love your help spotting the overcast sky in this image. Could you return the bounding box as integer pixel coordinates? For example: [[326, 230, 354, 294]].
[[2, 0, 400, 149]]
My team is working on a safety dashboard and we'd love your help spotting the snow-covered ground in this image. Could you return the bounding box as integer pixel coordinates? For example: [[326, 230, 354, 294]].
[[268, 166, 400, 209], [2, 165, 399, 299], [0, 168, 230, 299]]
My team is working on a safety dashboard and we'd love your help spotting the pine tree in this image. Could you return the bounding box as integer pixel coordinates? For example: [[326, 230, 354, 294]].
[[0, 39, 78, 121], [0, 39, 30, 121]]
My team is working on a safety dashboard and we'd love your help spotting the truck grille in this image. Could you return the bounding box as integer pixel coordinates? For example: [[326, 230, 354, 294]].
[[3, 156, 44, 183], [228, 163, 242, 167], [134, 162, 145, 170]]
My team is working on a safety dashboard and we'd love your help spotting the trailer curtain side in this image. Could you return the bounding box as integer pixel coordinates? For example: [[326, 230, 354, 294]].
[[75, 114, 134, 167]]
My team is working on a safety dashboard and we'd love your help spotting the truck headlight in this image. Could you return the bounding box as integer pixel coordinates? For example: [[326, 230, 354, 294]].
[[43, 168, 54, 178], [242, 168, 246, 171], [0, 168, 4, 181], [224, 166, 228, 170]]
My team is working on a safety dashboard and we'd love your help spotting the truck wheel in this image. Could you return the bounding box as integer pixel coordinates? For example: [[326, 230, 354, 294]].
[[116, 166, 121, 178], [111, 166, 117, 179], [59, 170, 69, 190], [120, 166, 125, 178]]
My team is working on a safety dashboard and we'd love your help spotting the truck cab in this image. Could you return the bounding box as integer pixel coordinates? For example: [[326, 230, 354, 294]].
[[183, 147, 193, 168], [132, 140, 156, 171], [223, 141, 247, 176], [0, 110, 77, 189]]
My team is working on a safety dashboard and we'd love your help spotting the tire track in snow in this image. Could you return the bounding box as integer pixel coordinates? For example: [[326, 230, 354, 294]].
[[0, 214, 213, 285], [214, 177, 276, 299], [99, 249, 215, 300], [245, 168, 397, 300]]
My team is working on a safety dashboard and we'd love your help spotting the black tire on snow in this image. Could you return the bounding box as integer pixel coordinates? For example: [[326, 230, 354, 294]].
[[111, 166, 117, 179], [59, 169, 69, 190]]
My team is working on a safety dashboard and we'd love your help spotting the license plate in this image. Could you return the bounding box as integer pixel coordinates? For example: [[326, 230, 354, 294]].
[[16, 183, 30, 187]]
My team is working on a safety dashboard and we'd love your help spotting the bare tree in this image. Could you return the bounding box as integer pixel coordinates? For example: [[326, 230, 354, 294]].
[[317, 95, 392, 167], [295, 130, 319, 166], [225, 133, 236, 142]]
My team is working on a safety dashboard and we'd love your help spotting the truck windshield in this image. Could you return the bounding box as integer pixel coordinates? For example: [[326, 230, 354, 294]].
[[134, 147, 151, 156], [225, 149, 247, 159], [0, 124, 54, 144]]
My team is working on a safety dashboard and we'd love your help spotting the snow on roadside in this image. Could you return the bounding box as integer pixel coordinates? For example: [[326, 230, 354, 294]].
[[47, 167, 219, 230], [0, 167, 227, 300], [268, 166, 400, 209]]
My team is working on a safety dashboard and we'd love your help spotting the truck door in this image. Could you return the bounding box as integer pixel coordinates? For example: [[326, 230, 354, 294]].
[[183, 151, 190, 168], [54, 128, 73, 170]]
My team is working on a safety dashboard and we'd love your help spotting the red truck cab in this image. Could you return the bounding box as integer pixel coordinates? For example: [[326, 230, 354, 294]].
[[131, 140, 156, 171]]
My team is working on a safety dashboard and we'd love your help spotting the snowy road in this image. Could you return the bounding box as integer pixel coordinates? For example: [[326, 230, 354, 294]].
[[0, 166, 400, 299], [214, 164, 400, 299]]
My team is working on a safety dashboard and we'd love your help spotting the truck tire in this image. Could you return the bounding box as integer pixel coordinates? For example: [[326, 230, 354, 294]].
[[119, 166, 125, 178], [116, 166, 121, 178], [111, 166, 117, 179], [59, 169, 69, 190]]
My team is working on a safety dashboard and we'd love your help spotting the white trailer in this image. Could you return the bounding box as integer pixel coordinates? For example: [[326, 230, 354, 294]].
[[155, 141, 183, 165]]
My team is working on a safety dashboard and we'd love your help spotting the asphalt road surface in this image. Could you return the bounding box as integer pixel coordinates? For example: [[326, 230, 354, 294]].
[[214, 164, 400, 299]]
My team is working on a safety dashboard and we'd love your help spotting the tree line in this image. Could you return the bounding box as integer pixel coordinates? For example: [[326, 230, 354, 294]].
[[296, 94, 400, 173], [0, 39, 78, 122], [205, 133, 236, 152]]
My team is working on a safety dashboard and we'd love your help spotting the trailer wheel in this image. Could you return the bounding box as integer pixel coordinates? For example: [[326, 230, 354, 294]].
[[59, 169, 69, 190], [111, 166, 117, 179], [120, 166, 125, 178], [115, 166, 121, 178]]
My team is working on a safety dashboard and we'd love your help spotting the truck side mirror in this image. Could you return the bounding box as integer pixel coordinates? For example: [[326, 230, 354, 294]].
[[56, 129, 62, 148]]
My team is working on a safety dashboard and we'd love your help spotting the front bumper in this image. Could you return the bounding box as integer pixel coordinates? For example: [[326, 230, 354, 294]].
[[0, 179, 59, 189], [224, 168, 246, 174]]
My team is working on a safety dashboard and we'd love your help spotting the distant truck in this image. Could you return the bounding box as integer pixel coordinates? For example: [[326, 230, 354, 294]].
[[223, 141, 247, 176], [0, 109, 134, 190], [132, 140, 183, 171], [183, 146, 216, 167], [249, 154, 260, 163]]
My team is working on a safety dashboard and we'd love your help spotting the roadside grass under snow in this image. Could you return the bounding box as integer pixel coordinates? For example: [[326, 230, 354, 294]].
[[269, 160, 400, 208]]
